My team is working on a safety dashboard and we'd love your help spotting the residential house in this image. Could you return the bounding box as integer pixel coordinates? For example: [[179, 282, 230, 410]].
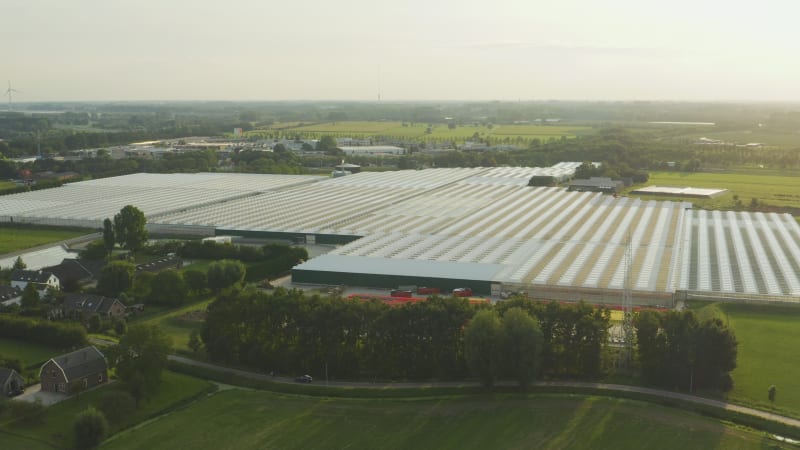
[[63, 293, 126, 319], [43, 258, 103, 291], [39, 346, 108, 394], [0, 367, 25, 397], [0, 286, 23, 307], [10, 270, 60, 296]]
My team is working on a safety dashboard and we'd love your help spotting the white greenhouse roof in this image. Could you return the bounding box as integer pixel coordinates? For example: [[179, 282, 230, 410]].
[[3, 164, 799, 300]]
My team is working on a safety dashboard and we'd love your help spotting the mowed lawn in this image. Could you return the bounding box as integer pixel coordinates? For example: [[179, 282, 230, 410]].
[[0, 226, 89, 255], [634, 171, 800, 210], [1, 371, 214, 448], [720, 302, 800, 418], [103, 390, 768, 450]]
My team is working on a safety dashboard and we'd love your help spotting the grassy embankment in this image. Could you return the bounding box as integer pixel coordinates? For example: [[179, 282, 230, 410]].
[[0, 225, 91, 255], [102, 389, 775, 450]]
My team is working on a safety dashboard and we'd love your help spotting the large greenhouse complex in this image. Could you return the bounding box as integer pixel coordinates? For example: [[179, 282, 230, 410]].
[[2, 163, 799, 306]]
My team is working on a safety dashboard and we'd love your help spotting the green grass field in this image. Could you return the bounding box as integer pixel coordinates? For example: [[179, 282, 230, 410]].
[[718, 302, 800, 418], [0, 337, 61, 369], [103, 390, 771, 450], [0, 226, 90, 255], [247, 121, 592, 143], [0, 371, 214, 449], [629, 171, 800, 211]]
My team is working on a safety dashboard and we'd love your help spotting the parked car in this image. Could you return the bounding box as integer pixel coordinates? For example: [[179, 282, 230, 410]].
[[295, 374, 313, 383], [7, 387, 24, 397]]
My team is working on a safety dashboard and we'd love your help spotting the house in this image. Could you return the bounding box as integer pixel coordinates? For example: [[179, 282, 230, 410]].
[[63, 293, 126, 319], [39, 346, 108, 394], [0, 367, 25, 397], [10, 270, 60, 296], [0, 286, 23, 306], [43, 258, 103, 290]]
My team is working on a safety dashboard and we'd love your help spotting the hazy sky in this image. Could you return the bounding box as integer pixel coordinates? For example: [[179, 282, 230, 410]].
[[5, 0, 800, 102]]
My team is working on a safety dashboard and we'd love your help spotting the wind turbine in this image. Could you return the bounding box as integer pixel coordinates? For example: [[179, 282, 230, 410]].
[[5, 81, 20, 111]]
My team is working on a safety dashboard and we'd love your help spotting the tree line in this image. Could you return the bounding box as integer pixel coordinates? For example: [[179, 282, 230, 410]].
[[200, 289, 612, 383], [200, 289, 739, 392]]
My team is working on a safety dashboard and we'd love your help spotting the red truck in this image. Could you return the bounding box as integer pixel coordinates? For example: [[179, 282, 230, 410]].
[[390, 289, 413, 298], [452, 288, 473, 297], [417, 287, 441, 295]]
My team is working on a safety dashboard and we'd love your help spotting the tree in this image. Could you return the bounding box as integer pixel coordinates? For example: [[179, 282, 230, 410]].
[[113, 205, 148, 251], [769, 385, 777, 402], [102, 218, 115, 253], [97, 261, 135, 297], [206, 260, 246, 293], [73, 406, 109, 449], [316, 135, 339, 155], [148, 270, 188, 306], [694, 318, 737, 390], [12, 256, 26, 270], [501, 307, 544, 388], [111, 324, 172, 405], [183, 269, 207, 294], [20, 283, 40, 309], [464, 310, 504, 388]]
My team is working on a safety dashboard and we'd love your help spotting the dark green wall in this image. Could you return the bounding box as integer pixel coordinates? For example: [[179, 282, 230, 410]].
[[215, 228, 362, 245], [292, 269, 492, 295]]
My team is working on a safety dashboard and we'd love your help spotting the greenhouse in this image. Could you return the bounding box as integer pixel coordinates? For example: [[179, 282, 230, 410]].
[[2, 164, 799, 304]]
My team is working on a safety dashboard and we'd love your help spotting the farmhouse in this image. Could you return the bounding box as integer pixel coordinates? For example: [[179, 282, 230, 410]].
[[10, 269, 60, 295], [62, 293, 126, 319], [39, 346, 108, 394], [0, 367, 25, 396]]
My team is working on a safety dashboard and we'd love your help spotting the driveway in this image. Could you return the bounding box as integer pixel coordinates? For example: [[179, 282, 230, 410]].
[[12, 384, 69, 406]]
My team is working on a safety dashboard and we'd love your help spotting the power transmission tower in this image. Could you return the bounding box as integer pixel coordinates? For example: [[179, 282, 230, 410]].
[[622, 232, 634, 368]]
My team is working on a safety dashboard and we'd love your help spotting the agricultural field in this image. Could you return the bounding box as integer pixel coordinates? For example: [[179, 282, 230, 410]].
[[718, 302, 800, 419], [628, 171, 800, 212], [103, 389, 771, 450], [247, 121, 593, 144], [0, 225, 90, 255], [0, 371, 214, 449]]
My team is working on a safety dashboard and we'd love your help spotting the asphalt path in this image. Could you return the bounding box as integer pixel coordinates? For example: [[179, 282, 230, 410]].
[[167, 355, 800, 430]]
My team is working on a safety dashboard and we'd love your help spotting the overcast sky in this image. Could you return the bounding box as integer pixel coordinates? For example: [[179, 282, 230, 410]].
[[4, 0, 800, 102]]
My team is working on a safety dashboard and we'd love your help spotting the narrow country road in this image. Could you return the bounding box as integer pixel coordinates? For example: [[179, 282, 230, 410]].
[[167, 355, 800, 431]]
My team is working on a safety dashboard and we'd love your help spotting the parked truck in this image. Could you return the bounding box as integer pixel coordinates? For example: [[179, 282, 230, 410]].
[[452, 287, 473, 297]]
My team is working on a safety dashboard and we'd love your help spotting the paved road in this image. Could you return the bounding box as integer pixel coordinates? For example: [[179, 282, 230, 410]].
[[168, 355, 800, 430]]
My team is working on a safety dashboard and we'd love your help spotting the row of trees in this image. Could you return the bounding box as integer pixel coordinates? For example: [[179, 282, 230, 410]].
[[201, 289, 611, 382]]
